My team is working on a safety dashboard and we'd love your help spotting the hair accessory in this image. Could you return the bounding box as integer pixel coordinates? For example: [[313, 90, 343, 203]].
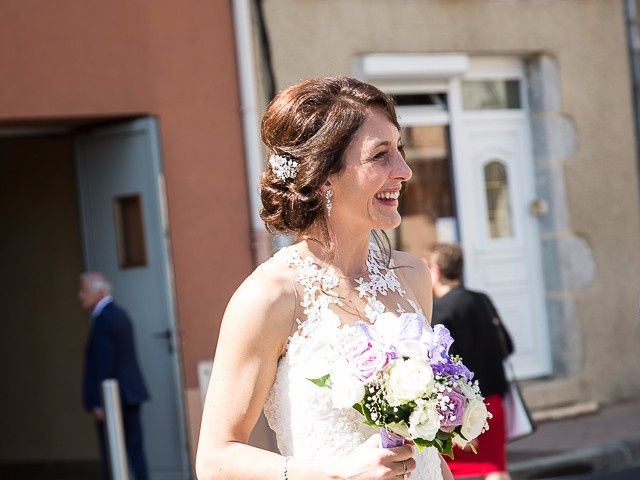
[[269, 154, 299, 181], [325, 189, 333, 216]]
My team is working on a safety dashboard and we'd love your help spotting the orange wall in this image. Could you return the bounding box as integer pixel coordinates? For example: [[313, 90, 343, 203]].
[[0, 1, 254, 388]]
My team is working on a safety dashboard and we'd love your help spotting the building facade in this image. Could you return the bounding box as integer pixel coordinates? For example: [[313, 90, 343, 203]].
[[257, 0, 640, 410]]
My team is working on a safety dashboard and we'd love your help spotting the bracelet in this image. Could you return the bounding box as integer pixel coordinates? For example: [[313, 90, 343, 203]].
[[283, 455, 291, 480]]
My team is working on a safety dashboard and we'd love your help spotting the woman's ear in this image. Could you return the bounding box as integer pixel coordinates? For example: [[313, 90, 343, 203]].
[[321, 179, 332, 194]]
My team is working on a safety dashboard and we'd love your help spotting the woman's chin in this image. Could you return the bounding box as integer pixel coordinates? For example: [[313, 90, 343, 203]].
[[371, 214, 402, 231]]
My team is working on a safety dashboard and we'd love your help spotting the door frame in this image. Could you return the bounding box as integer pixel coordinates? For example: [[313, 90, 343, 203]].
[[356, 54, 553, 379], [74, 117, 192, 477]]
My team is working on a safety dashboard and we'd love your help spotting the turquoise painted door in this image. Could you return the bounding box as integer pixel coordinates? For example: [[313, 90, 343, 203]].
[[75, 118, 190, 479]]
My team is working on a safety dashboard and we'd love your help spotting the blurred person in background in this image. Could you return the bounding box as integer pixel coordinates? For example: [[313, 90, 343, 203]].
[[79, 272, 150, 480], [426, 243, 514, 480]]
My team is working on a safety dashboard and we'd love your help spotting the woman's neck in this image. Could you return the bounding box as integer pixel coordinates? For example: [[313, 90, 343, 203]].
[[303, 223, 371, 279]]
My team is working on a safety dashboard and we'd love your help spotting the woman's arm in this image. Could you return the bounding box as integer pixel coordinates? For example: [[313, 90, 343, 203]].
[[195, 265, 305, 480], [440, 456, 455, 480]]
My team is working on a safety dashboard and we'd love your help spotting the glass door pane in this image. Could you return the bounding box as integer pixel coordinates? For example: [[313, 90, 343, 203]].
[[396, 124, 458, 259]]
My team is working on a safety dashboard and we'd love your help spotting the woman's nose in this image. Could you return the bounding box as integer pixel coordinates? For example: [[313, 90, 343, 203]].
[[392, 151, 412, 182]]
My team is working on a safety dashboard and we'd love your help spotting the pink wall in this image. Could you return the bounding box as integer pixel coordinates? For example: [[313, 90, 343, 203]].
[[0, 1, 254, 389]]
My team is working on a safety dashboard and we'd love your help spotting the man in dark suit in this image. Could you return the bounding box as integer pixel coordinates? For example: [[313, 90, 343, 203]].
[[79, 272, 150, 480], [426, 244, 514, 480]]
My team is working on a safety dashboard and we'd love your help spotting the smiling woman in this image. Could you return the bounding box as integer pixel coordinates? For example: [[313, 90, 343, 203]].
[[259, 77, 406, 261], [196, 77, 454, 480]]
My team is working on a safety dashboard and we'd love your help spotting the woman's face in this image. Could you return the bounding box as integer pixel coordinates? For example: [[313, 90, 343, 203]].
[[328, 107, 412, 232]]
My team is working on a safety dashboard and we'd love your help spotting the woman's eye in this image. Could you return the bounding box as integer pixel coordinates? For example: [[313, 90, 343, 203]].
[[374, 151, 389, 160]]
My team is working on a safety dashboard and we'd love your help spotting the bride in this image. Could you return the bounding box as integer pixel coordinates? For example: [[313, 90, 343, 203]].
[[196, 76, 455, 480]]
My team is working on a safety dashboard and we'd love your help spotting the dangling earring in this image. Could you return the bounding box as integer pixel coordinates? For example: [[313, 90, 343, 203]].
[[325, 189, 333, 216]]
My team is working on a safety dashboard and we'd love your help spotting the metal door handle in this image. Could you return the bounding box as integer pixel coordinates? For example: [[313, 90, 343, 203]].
[[529, 198, 549, 217], [153, 329, 174, 354]]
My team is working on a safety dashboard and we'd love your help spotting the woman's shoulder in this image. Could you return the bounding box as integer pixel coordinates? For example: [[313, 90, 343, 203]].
[[390, 249, 433, 318], [391, 249, 430, 281], [239, 252, 296, 307], [223, 250, 297, 333]]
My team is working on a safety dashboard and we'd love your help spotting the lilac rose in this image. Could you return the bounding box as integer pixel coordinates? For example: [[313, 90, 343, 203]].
[[349, 344, 390, 382], [345, 335, 371, 362], [438, 390, 466, 427]]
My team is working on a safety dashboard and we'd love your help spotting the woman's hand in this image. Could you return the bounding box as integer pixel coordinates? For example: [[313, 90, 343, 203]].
[[330, 434, 416, 479]]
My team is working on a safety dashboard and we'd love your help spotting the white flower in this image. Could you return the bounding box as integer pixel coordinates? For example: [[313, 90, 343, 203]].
[[368, 312, 431, 360], [457, 379, 481, 401], [408, 399, 441, 441], [386, 358, 435, 406], [460, 399, 490, 441], [330, 367, 365, 409]]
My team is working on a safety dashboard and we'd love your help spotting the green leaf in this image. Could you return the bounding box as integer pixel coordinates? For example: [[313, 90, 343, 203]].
[[307, 374, 331, 388], [441, 438, 455, 459], [413, 437, 431, 453]]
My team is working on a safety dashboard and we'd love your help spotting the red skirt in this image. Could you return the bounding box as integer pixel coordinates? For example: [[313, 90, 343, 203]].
[[445, 394, 507, 477]]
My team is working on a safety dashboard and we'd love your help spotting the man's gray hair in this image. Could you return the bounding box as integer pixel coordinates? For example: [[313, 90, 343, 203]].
[[80, 272, 112, 294]]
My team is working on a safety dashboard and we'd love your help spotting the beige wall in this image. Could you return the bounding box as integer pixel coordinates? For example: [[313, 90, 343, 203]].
[[0, 137, 97, 461], [263, 0, 640, 403]]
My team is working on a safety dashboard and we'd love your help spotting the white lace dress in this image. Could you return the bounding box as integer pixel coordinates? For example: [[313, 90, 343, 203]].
[[263, 245, 443, 480]]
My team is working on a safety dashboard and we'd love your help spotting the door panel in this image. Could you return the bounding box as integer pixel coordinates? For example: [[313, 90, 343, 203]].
[[75, 118, 190, 479], [455, 116, 551, 378]]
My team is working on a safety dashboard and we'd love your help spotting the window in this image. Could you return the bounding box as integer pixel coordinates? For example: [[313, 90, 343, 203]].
[[483, 161, 513, 238], [397, 124, 458, 258], [462, 80, 521, 110], [113, 194, 148, 268]]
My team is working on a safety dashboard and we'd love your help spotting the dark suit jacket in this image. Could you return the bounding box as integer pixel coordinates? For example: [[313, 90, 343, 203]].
[[432, 286, 514, 397], [82, 301, 150, 411]]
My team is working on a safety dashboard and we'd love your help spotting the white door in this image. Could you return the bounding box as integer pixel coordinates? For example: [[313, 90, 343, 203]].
[[75, 118, 191, 479], [451, 69, 552, 378]]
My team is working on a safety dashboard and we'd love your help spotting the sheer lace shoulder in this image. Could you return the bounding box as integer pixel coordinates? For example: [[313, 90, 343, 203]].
[[263, 244, 443, 480]]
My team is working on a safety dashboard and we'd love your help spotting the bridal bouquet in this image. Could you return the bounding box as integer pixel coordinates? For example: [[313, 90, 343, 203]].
[[308, 312, 491, 458]]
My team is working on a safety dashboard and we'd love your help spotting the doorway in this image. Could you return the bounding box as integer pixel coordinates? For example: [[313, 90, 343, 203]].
[[0, 118, 190, 479], [358, 54, 552, 379]]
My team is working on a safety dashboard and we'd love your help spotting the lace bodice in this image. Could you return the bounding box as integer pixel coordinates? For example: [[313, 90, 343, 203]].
[[263, 244, 443, 480]]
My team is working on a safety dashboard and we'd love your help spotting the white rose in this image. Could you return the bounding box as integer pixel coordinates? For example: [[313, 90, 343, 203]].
[[460, 399, 489, 441], [330, 368, 365, 409], [396, 340, 430, 361], [408, 400, 441, 441], [386, 359, 435, 406]]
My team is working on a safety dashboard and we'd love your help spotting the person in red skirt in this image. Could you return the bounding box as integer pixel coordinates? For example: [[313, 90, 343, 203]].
[[426, 243, 514, 480]]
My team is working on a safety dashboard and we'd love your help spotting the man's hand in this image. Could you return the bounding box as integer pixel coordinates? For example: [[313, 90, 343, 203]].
[[92, 407, 105, 421]]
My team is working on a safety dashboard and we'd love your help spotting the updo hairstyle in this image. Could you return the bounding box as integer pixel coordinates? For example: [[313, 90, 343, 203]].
[[260, 76, 400, 239]]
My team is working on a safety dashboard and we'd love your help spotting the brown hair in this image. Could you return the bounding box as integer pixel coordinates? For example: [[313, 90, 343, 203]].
[[428, 243, 464, 281], [259, 76, 400, 244]]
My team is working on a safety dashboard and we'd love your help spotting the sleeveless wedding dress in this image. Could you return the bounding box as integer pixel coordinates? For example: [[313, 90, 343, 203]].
[[263, 244, 444, 480]]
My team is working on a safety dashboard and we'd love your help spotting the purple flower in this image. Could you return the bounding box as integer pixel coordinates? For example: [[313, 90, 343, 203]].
[[426, 324, 454, 364], [356, 312, 429, 359], [345, 335, 371, 362], [438, 390, 466, 427], [348, 344, 390, 382], [431, 360, 474, 381]]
